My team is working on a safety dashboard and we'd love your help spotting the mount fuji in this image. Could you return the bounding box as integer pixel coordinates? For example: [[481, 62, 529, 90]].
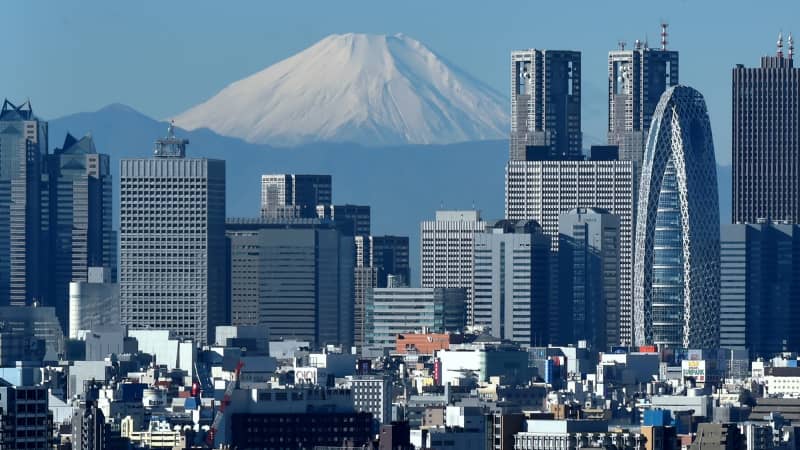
[[173, 33, 508, 146]]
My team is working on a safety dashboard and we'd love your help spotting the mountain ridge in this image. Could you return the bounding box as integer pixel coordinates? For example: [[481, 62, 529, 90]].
[[173, 33, 508, 147]]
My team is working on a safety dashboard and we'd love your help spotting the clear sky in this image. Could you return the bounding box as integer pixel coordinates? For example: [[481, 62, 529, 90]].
[[6, 1, 799, 164]]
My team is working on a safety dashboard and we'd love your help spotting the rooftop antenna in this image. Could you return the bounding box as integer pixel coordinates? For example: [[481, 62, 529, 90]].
[[618, 40, 626, 51], [660, 22, 669, 50], [789, 33, 794, 60], [778, 32, 784, 58]]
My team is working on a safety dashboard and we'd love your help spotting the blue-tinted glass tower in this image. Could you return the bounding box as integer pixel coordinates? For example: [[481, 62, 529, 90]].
[[633, 86, 720, 348]]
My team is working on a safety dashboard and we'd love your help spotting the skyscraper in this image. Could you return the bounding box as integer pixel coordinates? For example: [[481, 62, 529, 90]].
[[44, 133, 115, 330], [260, 174, 332, 219], [608, 26, 679, 175], [732, 34, 800, 223], [505, 159, 634, 344], [119, 124, 227, 345], [0, 99, 47, 307], [353, 235, 409, 351], [510, 50, 582, 161], [472, 220, 551, 347], [421, 210, 487, 325], [317, 204, 371, 236], [356, 235, 411, 287], [558, 208, 620, 350], [225, 218, 354, 348], [720, 223, 800, 357], [633, 86, 720, 348]]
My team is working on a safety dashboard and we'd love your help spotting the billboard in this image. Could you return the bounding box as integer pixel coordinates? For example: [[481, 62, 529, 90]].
[[681, 359, 706, 383]]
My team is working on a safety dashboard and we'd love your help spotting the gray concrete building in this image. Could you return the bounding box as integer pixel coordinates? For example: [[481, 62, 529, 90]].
[[0, 99, 47, 308], [720, 222, 800, 357], [472, 220, 551, 347], [510, 50, 582, 161], [119, 123, 227, 345], [260, 174, 332, 219], [505, 160, 634, 344], [226, 218, 354, 348], [421, 210, 487, 326], [733, 36, 800, 224], [68, 267, 119, 339], [353, 266, 378, 351], [44, 133, 115, 330], [558, 208, 621, 350], [349, 375, 392, 427]]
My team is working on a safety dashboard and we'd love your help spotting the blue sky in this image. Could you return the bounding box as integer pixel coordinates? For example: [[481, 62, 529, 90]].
[[6, 1, 799, 164]]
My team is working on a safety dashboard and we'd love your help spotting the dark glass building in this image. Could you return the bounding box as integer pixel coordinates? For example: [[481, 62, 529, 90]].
[[510, 49, 582, 161], [43, 133, 115, 330], [732, 35, 800, 223], [558, 208, 621, 350], [720, 222, 800, 357], [0, 100, 47, 307]]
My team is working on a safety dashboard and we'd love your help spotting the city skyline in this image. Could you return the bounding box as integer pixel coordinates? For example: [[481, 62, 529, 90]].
[[5, 5, 800, 449]]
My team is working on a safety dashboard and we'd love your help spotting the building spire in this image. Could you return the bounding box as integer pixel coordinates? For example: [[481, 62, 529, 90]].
[[660, 22, 668, 50], [789, 33, 794, 60], [778, 32, 784, 58]]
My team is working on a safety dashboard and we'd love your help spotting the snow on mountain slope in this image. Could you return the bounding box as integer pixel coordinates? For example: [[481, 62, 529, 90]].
[[173, 33, 507, 146]]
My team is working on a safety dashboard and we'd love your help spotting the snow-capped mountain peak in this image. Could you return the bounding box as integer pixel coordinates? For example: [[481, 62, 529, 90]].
[[173, 33, 507, 146]]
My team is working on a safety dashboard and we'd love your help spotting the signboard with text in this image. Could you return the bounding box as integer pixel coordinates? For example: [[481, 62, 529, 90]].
[[681, 359, 706, 383]]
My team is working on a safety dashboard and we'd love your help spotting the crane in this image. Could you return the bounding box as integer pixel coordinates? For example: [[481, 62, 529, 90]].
[[205, 360, 244, 447]]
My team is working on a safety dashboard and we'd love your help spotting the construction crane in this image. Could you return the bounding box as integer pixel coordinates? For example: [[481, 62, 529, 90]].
[[205, 360, 244, 447]]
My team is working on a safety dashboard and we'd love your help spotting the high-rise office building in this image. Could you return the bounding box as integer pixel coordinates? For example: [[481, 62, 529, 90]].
[[317, 204, 370, 237], [720, 223, 800, 357], [119, 124, 227, 345], [353, 266, 378, 351], [510, 50, 581, 161], [472, 220, 551, 347], [353, 235, 409, 351], [608, 27, 679, 175], [226, 218, 354, 348], [44, 133, 115, 330], [356, 235, 411, 287], [633, 86, 720, 348], [260, 174, 332, 219], [732, 35, 800, 223], [421, 210, 487, 325], [0, 99, 47, 307], [505, 160, 634, 344], [365, 286, 465, 354], [558, 208, 620, 350]]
